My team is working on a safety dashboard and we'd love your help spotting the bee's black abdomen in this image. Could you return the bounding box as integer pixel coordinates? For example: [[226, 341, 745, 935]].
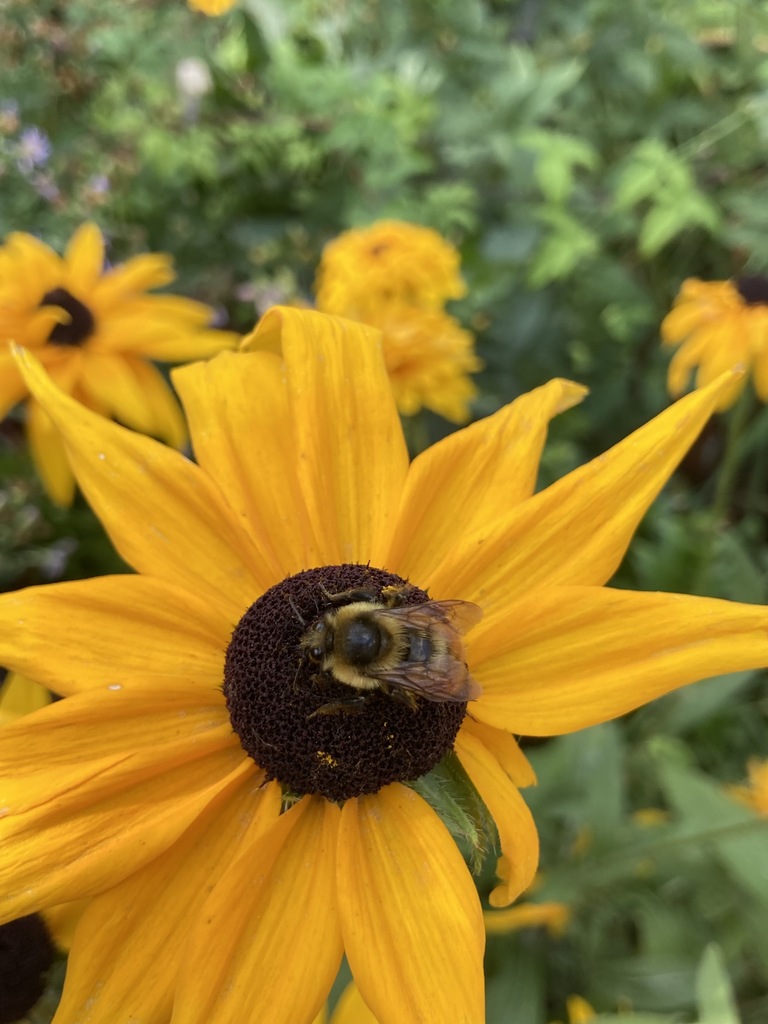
[[404, 633, 432, 664], [342, 618, 382, 666]]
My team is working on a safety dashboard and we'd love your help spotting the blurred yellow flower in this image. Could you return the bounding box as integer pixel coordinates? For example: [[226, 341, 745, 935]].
[[661, 276, 768, 411], [314, 220, 479, 422], [316, 220, 466, 318], [631, 807, 670, 827], [565, 995, 596, 1024], [187, 0, 238, 14], [361, 306, 481, 423], [727, 758, 768, 815], [0, 223, 237, 505]]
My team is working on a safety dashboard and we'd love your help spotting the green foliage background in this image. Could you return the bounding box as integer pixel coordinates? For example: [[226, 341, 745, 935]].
[[2, 1, 768, 1022]]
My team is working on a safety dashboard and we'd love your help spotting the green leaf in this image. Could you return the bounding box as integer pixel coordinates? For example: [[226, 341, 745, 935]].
[[638, 203, 686, 256], [653, 753, 768, 907], [410, 751, 498, 874], [695, 945, 741, 1024]]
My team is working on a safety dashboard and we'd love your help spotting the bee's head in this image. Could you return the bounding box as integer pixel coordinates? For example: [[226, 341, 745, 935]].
[[300, 615, 333, 663]]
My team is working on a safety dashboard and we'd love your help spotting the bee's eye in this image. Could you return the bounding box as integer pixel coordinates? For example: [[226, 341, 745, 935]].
[[311, 620, 325, 633], [309, 645, 324, 661]]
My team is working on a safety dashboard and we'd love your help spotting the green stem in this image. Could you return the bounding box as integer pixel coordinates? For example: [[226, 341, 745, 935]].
[[692, 386, 754, 593], [711, 385, 754, 526]]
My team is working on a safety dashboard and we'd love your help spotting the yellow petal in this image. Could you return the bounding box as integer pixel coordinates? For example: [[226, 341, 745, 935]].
[[387, 379, 586, 588], [135, 327, 240, 362], [454, 730, 539, 906], [0, 672, 50, 725], [331, 982, 379, 1024], [338, 783, 485, 1024], [54, 776, 281, 1024], [0, 684, 247, 921], [0, 352, 27, 420], [426, 371, 741, 616], [94, 252, 175, 309], [459, 717, 536, 788], [13, 345, 272, 617], [26, 396, 76, 507], [130, 357, 188, 448], [172, 796, 342, 1024], [483, 901, 570, 937], [0, 575, 231, 695], [79, 352, 187, 448], [2, 233, 63, 305], [256, 307, 409, 566], [469, 586, 768, 735], [173, 350, 322, 580], [64, 222, 105, 294], [42, 900, 88, 952]]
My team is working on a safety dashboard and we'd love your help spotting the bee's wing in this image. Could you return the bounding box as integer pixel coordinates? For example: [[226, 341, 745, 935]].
[[375, 600, 483, 702], [382, 599, 483, 636], [373, 655, 482, 702]]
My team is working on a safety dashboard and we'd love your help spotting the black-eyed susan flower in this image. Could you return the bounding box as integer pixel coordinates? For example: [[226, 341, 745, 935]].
[[661, 276, 768, 410], [2, 309, 768, 1023], [0, 223, 236, 505], [313, 220, 479, 422]]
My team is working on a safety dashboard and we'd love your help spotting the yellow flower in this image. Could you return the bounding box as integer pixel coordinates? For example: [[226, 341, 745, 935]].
[[315, 219, 467, 319], [187, 0, 238, 14], [0, 223, 237, 505], [1, 309, 767, 1024], [727, 758, 768, 815], [661, 276, 768, 410], [312, 220, 479, 421], [484, 900, 570, 938]]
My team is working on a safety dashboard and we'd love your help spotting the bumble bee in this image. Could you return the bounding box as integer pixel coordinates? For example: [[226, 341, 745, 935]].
[[299, 585, 483, 715]]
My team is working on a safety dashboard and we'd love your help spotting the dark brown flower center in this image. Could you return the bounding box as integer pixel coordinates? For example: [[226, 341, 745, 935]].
[[0, 915, 55, 1024], [42, 287, 96, 346], [736, 275, 768, 307], [223, 563, 468, 802]]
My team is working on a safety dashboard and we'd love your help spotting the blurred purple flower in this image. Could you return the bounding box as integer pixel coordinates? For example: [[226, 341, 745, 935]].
[[17, 126, 52, 173]]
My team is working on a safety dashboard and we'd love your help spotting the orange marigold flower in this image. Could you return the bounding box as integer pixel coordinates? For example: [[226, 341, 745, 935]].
[[315, 220, 467, 319], [313, 220, 478, 421]]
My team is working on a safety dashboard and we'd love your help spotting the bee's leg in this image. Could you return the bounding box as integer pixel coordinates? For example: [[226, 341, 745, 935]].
[[308, 695, 371, 718], [386, 686, 420, 712], [309, 672, 334, 690], [380, 582, 415, 607], [319, 585, 379, 606]]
